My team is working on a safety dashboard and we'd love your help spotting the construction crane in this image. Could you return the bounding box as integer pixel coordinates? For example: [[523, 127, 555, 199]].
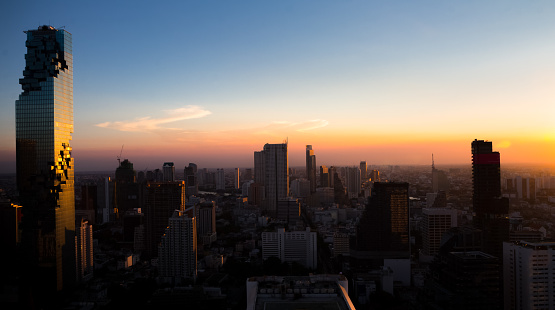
[[117, 145, 124, 166]]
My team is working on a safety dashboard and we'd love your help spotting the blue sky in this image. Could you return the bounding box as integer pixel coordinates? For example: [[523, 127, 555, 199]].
[[1, 1, 554, 172]]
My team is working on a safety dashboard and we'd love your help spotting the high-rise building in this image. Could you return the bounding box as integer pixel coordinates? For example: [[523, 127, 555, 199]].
[[234, 168, 240, 190], [255, 143, 289, 216], [16, 26, 75, 296], [353, 182, 410, 268], [261, 228, 317, 269], [163, 162, 175, 182], [471, 139, 509, 257], [184, 163, 198, 197], [360, 161, 367, 180], [158, 210, 197, 281], [306, 145, 316, 193], [114, 159, 139, 218], [75, 218, 93, 283], [421, 208, 457, 257], [503, 241, 555, 310], [197, 201, 217, 246], [320, 165, 330, 187], [216, 168, 225, 190], [145, 182, 185, 257], [345, 166, 361, 199]]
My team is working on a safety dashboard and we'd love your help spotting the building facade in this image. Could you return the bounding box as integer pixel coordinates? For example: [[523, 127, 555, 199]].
[[262, 228, 317, 269], [158, 210, 197, 281], [471, 139, 509, 257], [306, 145, 316, 193], [255, 143, 289, 216], [503, 241, 555, 310], [16, 25, 75, 295]]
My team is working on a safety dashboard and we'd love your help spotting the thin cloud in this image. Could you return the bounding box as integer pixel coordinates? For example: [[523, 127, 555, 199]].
[[96, 105, 211, 132]]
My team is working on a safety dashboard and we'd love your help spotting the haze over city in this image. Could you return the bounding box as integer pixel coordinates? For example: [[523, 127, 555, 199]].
[[1, 0, 554, 172]]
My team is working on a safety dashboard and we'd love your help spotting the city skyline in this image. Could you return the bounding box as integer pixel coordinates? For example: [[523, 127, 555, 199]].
[[2, 1, 555, 173]]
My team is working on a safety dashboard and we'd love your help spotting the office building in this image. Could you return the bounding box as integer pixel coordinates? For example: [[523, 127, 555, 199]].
[[233, 168, 240, 190], [503, 241, 555, 310], [290, 178, 310, 198], [360, 161, 367, 180], [184, 163, 198, 197], [216, 168, 225, 190], [262, 227, 317, 269], [114, 159, 140, 218], [255, 143, 289, 216], [306, 145, 316, 193], [16, 25, 75, 296], [145, 181, 185, 257], [369, 169, 380, 182], [320, 165, 330, 187], [353, 182, 410, 268], [197, 201, 217, 245], [75, 218, 93, 283], [276, 198, 301, 223], [421, 207, 457, 257], [158, 210, 197, 281], [345, 167, 361, 199], [472, 139, 509, 257], [163, 162, 175, 182]]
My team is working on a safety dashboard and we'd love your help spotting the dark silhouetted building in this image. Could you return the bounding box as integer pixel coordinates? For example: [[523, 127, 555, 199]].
[[163, 162, 175, 182], [471, 139, 509, 258], [255, 143, 289, 216], [145, 182, 185, 257], [15, 25, 76, 301], [306, 145, 316, 193], [352, 182, 410, 268], [115, 159, 140, 218], [184, 163, 198, 197]]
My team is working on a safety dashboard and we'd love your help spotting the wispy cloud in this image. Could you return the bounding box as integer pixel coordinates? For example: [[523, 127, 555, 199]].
[[96, 105, 211, 132]]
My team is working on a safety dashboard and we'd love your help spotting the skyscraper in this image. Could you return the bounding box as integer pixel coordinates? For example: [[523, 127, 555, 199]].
[[16, 25, 75, 296], [163, 162, 175, 182], [353, 182, 410, 268], [158, 210, 197, 282], [256, 143, 289, 216], [306, 145, 316, 193], [184, 163, 198, 197], [360, 161, 367, 180], [471, 139, 509, 257]]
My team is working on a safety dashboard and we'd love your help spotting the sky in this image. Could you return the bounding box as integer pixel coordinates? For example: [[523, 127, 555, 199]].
[[1, 0, 554, 173]]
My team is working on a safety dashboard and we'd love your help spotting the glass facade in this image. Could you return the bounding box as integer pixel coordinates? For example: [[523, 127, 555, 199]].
[[16, 26, 75, 293]]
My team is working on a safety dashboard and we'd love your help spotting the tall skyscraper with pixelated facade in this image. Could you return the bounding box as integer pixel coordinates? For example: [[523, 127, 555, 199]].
[[16, 26, 75, 298]]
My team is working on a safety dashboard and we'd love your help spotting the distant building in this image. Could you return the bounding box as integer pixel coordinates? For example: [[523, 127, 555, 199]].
[[234, 168, 240, 190], [333, 232, 350, 257], [75, 218, 93, 283], [503, 241, 555, 310], [369, 170, 380, 182], [431, 155, 449, 192], [145, 182, 185, 257], [320, 165, 330, 187], [290, 178, 310, 198], [163, 162, 175, 182], [353, 182, 410, 268], [262, 227, 317, 269], [197, 202, 217, 246], [216, 168, 225, 190], [255, 143, 289, 216], [184, 163, 198, 197], [360, 161, 367, 180], [421, 207, 457, 257], [306, 145, 317, 193], [276, 198, 300, 223], [158, 210, 197, 281], [345, 167, 361, 199]]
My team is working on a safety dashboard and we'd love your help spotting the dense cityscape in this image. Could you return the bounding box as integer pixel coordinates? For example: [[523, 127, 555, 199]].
[[2, 6, 555, 310]]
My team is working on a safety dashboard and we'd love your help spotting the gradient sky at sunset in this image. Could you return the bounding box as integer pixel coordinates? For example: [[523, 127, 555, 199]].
[[1, 1, 554, 172]]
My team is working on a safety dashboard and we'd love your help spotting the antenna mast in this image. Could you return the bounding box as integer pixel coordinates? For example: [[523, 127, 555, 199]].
[[117, 145, 124, 166]]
